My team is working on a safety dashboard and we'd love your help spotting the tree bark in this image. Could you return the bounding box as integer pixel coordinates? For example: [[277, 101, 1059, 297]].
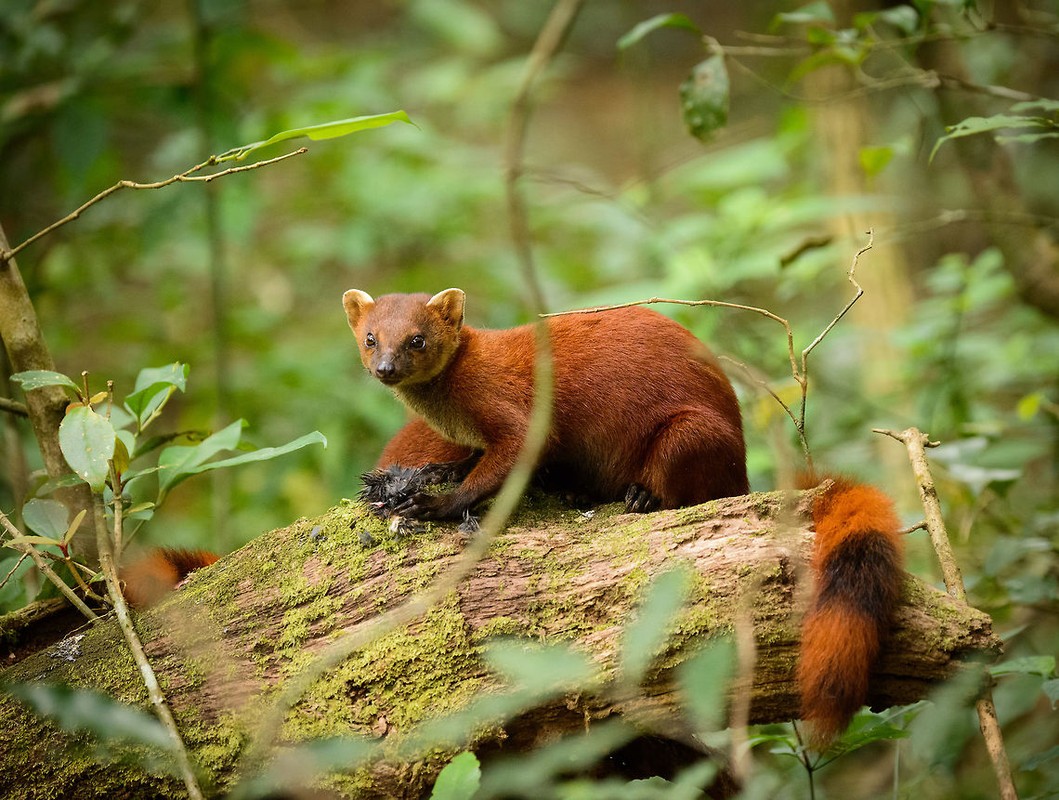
[[0, 491, 1000, 799], [0, 223, 96, 561]]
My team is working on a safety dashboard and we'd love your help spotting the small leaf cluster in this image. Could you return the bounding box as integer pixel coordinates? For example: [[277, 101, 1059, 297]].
[[4, 364, 325, 602]]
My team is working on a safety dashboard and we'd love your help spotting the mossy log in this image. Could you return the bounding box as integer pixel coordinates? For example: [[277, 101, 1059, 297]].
[[0, 490, 1000, 799]]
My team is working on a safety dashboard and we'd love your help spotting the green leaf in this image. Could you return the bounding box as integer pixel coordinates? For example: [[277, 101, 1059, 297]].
[[1010, 98, 1059, 114], [677, 636, 736, 731], [223, 111, 415, 162], [172, 430, 328, 480], [230, 737, 375, 800], [63, 509, 88, 546], [429, 751, 480, 800], [617, 13, 701, 50], [484, 639, 596, 696], [680, 54, 730, 141], [476, 721, 634, 798], [823, 709, 910, 760], [21, 498, 70, 539], [1042, 679, 1059, 709], [858, 144, 894, 178], [773, 1, 836, 29], [621, 566, 693, 683], [34, 473, 86, 496], [930, 114, 1054, 161], [59, 405, 116, 492], [1024, 744, 1059, 771], [157, 426, 325, 500], [996, 131, 1059, 146], [989, 655, 1056, 678], [11, 370, 81, 395], [157, 419, 245, 496], [5, 534, 63, 548], [6, 683, 175, 752], [124, 362, 188, 430]]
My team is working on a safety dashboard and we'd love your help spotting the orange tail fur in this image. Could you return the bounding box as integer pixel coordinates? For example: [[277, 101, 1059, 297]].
[[121, 548, 218, 608], [797, 475, 904, 746]]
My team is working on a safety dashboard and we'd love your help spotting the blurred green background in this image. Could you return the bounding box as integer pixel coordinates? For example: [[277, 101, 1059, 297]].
[[2, 1, 1058, 795]]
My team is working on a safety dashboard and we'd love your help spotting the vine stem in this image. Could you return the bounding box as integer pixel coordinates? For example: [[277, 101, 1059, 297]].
[[874, 427, 1018, 800]]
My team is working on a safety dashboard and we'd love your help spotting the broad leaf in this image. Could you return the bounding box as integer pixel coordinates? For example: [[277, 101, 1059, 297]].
[[484, 639, 596, 695], [158, 426, 326, 499], [677, 636, 736, 731], [6, 683, 175, 752], [429, 751, 480, 800], [157, 419, 245, 496], [21, 498, 70, 539], [124, 362, 188, 430], [223, 111, 414, 161], [11, 370, 80, 395], [989, 655, 1056, 678], [172, 431, 327, 479], [620, 565, 692, 683], [59, 405, 116, 492], [680, 54, 730, 141], [231, 737, 376, 800], [930, 114, 1054, 161]]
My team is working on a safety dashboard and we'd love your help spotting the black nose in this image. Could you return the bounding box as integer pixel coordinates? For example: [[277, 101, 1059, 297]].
[[375, 361, 396, 380]]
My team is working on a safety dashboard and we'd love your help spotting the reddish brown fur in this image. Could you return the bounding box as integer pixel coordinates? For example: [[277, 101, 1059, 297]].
[[797, 475, 904, 746], [345, 290, 905, 745], [344, 289, 748, 519], [122, 548, 218, 608]]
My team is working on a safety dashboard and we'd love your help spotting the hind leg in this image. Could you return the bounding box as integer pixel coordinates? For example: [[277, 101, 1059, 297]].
[[636, 410, 748, 509]]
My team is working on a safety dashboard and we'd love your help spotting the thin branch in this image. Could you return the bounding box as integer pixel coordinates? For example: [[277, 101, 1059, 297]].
[[0, 148, 308, 266], [0, 508, 98, 621], [797, 230, 871, 433], [0, 551, 30, 591], [94, 469, 204, 800], [0, 397, 29, 418], [543, 233, 874, 472], [873, 426, 1018, 800]]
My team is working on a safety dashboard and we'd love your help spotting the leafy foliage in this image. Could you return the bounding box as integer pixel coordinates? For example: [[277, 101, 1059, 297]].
[[2, 0, 1058, 796]]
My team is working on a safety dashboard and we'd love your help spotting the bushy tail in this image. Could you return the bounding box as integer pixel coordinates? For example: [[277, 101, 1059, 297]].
[[797, 475, 904, 746], [122, 548, 218, 608]]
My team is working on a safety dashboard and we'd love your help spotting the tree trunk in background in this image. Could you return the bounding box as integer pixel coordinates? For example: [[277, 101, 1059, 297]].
[[805, 0, 919, 505], [0, 226, 95, 562]]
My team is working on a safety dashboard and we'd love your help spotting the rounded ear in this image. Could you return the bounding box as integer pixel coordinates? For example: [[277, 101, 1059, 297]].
[[342, 289, 375, 331], [426, 288, 465, 329]]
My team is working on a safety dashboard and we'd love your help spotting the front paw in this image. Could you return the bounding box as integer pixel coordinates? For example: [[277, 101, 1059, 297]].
[[393, 492, 462, 521]]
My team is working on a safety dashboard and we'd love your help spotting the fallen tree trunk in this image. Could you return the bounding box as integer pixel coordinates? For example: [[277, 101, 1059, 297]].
[[0, 490, 1000, 798]]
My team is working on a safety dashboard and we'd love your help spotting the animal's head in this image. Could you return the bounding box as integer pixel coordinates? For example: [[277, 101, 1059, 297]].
[[342, 288, 465, 387]]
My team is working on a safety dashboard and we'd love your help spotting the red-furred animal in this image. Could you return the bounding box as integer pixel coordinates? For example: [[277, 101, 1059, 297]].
[[344, 287, 904, 746]]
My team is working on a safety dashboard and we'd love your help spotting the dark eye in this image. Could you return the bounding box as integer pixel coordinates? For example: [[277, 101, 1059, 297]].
[[409, 334, 426, 350], [364, 333, 376, 348]]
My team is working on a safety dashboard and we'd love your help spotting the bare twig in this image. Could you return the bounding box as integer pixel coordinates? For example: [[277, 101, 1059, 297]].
[[0, 551, 30, 591], [94, 468, 204, 800], [544, 232, 873, 472], [796, 230, 872, 435], [873, 426, 1018, 800], [0, 397, 29, 418], [0, 148, 307, 266], [0, 508, 99, 621]]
